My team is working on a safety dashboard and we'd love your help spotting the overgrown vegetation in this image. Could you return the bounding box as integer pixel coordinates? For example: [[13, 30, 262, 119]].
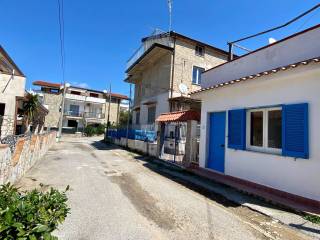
[[84, 124, 106, 137], [304, 214, 320, 224], [0, 183, 70, 240]]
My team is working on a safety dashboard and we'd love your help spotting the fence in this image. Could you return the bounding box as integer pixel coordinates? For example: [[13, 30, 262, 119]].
[[107, 128, 156, 142]]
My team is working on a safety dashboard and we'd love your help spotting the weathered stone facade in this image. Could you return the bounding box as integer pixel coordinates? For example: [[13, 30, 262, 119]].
[[42, 93, 62, 128], [0, 74, 26, 137], [129, 33, 229, 127], [0, 131, 56, 184]]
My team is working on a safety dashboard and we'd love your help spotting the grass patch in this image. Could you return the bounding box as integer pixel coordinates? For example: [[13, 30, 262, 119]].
[[304, 214, 320, 224]]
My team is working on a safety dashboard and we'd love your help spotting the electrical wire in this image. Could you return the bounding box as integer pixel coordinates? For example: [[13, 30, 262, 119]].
[[57, 0, 66, 85]]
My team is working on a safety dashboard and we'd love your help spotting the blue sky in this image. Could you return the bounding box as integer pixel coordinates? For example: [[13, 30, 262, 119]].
[[1, 0, 319, 96]]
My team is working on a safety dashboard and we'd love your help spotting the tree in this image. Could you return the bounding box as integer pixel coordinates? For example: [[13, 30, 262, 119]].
[[118, 111, 131, 127], [23, 93, 39, 133]]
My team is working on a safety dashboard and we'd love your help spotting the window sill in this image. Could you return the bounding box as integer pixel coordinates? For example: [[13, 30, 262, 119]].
[[230, 147, 282, 156]]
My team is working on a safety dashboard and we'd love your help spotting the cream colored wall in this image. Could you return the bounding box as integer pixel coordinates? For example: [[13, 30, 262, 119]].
[[0, 73, 26, 136], [134, 53, 172, 107], [104, 100, 121, 125], [42, 93, 62, 128], [173, 39, 228, 94]]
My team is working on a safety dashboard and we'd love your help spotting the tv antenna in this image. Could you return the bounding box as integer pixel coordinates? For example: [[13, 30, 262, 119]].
[[168, 0, 173, 32]]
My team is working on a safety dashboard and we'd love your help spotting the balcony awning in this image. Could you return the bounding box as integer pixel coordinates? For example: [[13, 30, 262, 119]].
[[126, 43, 173, 76], [156, 110, 200, 123]]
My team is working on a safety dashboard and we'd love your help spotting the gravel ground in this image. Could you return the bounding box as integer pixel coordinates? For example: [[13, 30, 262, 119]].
[[16, 136, 316, 240]]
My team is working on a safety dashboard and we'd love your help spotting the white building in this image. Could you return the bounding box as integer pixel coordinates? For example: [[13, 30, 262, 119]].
[[192, 24, 320, 209], [0, 45, 26, 137]]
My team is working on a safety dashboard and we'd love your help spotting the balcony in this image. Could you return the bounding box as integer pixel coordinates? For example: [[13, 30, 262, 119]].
[[86, 96, 106, 104], [64, 110, 82, 118], [126, 33, 173, 72], [65, 93, 86, 101], [84, 112, 105, 119], [64, 110, 105, 119]]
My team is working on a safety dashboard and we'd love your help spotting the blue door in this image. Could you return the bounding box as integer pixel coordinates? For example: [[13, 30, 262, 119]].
[[208, 112, 226, 173]]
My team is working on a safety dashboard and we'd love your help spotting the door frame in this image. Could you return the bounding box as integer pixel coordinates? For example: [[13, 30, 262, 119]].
[[206, 111, 226, 173]]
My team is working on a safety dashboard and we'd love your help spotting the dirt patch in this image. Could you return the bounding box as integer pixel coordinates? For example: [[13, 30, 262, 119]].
[[74, 143, 94, 152], [110, 173, 176, 230], [91, 152, 98, 158]]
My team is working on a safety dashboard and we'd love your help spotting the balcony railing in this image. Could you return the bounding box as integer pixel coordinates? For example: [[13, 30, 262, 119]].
[[64, 111, 105, 119], [126, 31, 172, 71], [84, 112, 105, 119]]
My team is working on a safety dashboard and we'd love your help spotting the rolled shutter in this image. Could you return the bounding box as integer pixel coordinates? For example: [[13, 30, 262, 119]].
[[228, 109, 246, 150], [282, 103, 309, 159]]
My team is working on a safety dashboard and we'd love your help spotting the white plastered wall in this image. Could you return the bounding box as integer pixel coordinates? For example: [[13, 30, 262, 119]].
[[198, 64, 320, 201]]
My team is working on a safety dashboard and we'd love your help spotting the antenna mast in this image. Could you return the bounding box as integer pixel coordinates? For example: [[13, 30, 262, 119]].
[[168, 0, 173, 32]]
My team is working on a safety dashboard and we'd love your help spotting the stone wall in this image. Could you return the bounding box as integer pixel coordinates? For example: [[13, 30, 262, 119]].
[[43, 93, 62, 128], [0, 131, 56, 184]]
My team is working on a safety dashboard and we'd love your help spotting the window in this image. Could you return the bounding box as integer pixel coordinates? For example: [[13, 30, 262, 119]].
[[246, 107, 282, 153], [192, 66, 205, 85], [50, 89, 59, 94], [195, 45, 204, 57], [136, 110, 140, 125], [228, 103, 308, 158], [71, 91, 81, 95], [147, 106, 156, 124], [89, 92, 99, 98], [0, 103, 5, 116], [69, 105, 80, 116]]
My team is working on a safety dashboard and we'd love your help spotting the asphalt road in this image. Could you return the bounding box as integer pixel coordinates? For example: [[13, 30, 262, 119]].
[[17, 136, 314, 240]]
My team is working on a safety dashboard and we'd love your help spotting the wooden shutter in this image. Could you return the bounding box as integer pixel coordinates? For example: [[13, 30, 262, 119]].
[[282, 103, 309, 159], [228, 109, 246, 150]]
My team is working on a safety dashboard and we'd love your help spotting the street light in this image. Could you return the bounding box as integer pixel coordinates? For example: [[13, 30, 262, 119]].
[[57, 82, 70, 141]]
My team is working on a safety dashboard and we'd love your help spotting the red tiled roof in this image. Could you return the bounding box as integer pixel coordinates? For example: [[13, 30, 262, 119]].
[[33, 80, 129, 100], [110, 93, 129, 100], [156, 110, 200, 123], [33, 80, 61, 88], [191, 57, 320, 95]]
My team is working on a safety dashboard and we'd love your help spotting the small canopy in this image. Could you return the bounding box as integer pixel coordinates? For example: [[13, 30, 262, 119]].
[[156, 110, 200, 123]]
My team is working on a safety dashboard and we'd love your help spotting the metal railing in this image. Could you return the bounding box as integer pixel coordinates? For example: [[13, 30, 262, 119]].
[[64, 111, 105, 119], [126, 30, 172, 71]]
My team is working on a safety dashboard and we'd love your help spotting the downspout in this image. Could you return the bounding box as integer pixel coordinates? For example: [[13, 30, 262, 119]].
[[169, 34, 176, 112]]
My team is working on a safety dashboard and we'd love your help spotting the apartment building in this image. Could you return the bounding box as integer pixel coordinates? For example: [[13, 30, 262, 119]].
[[125, 31, 232, 131], [33, 81, 128, 131], [0, 45, 26, 137]]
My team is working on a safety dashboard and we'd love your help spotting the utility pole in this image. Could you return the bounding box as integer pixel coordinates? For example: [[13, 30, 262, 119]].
[[57, 82, 69, 140], [126, 84, 132, 147], [106, 83, 112, 136]]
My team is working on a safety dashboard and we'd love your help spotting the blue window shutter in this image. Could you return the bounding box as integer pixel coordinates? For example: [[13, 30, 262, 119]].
[[282, 103, 309, 159], [228, 109, 246, 150]]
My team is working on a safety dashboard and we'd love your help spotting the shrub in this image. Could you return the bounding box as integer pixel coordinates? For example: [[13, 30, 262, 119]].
[[84, 125, 96, 137], [0, 183, 70, 240], [96, 124, 106, 135]]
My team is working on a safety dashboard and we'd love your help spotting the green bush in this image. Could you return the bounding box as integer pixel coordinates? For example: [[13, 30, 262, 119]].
[[0, 183, 70, 240], [96, 124, 106, 135], [84, 125, 96, 137], [84, 124, 106, 136]]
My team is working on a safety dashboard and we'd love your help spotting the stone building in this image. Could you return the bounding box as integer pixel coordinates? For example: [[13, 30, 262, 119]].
[[33, 81, 128, 131], [125, 31, 232, 131], [0, 45, 26, 137]]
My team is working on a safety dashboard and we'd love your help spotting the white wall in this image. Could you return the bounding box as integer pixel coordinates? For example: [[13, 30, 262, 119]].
[[202, 25, 320, 88], [137, 91, 170, 127], [198, 64, 320, 201]]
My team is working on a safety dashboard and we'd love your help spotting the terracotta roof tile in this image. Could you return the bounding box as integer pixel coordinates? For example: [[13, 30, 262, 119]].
[[156, 110, 200, 122]]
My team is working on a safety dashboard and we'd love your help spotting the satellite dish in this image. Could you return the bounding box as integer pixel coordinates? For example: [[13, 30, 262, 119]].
[[268, 38, 276, 44], [178, 83, 189, 95]]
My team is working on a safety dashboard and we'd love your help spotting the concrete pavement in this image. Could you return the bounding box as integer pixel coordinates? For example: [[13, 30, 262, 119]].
[[16, 136, 316, 240]]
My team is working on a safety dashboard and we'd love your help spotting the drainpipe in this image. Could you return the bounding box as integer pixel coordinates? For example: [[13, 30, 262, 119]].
[[169, 34, 176, 112]]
